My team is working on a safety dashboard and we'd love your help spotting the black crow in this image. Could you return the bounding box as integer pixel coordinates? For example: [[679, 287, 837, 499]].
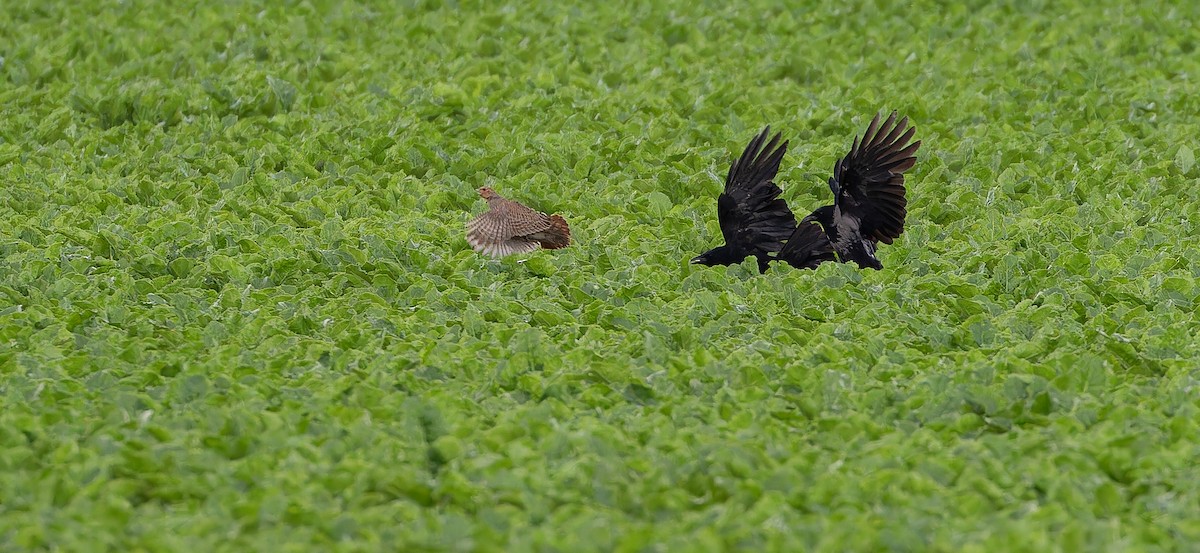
[[691, 113, 919, 272], [805, 111, 921, 270], [690, 127, 798, 273]]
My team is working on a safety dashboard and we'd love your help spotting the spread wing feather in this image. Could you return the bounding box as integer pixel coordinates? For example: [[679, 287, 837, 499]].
[[777, 220, 836, 270], [829, 111, 921, 244], [717, 126, 798, 254]]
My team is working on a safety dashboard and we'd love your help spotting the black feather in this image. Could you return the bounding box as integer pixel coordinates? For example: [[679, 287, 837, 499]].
[[693, 126, 798, 272], [819, 111, 921, 269], [777, 220, 835, 270]]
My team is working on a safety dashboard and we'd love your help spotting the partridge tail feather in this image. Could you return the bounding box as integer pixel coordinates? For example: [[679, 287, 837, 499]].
[[529, 215, 571, 249]]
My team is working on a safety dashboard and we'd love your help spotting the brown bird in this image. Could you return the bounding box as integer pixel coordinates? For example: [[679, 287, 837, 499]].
[[465, 187, 571, 258]]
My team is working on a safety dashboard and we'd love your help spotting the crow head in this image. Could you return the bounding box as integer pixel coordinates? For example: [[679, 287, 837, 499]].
[[690, 245, 742, 266]]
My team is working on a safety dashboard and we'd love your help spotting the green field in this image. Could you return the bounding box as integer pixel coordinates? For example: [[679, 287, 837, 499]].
[[2, 0, 1199, 551]]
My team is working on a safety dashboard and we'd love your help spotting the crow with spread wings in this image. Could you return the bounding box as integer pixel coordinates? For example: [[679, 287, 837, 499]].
[[691, 112, 920, 271], [688, 127, 800, 273]]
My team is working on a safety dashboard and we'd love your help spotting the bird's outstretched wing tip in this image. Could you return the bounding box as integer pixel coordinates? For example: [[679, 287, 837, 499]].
[[726, 125, 790, 191]]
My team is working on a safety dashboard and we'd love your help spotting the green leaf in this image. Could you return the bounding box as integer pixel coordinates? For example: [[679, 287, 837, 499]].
[[3, 3, 1198, 550], [646, 191, 671, 217], [267, 75, 297, 111], [1177, 144, 1195, 175]]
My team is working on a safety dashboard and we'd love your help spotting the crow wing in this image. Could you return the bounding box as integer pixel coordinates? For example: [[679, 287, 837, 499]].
[[777, 219, 836, 270], [717, 126, 798, 254], [829, 111, 921, 244]]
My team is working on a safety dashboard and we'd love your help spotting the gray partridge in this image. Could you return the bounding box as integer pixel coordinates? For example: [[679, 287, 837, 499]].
[[465, 187, 571, 258]]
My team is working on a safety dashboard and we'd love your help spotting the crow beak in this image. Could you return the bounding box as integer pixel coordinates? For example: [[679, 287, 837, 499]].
[[689, 256, 703, 264]]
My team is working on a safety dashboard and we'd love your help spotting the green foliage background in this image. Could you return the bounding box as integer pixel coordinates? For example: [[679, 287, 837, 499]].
[[2, 0, 1199, 550]]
